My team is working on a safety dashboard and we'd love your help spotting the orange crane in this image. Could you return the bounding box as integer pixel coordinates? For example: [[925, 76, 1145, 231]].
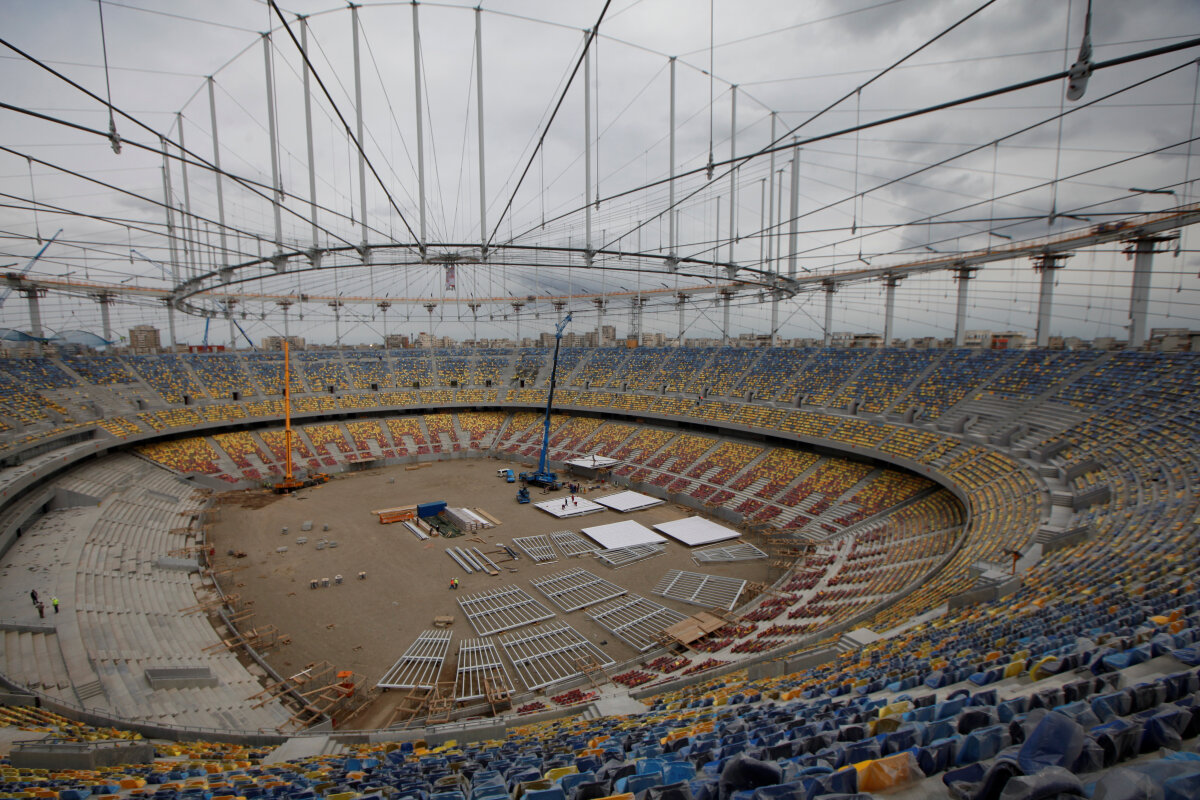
[[273, 340, 330, 493]]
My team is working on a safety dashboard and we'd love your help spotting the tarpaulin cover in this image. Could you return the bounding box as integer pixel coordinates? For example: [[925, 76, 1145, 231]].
[[1017, 713, 1084, 774], [644, 781, 693, 800], [717, 754, 780, 800], [994, 766, 1083, 799], [854, 752, 923, 793]]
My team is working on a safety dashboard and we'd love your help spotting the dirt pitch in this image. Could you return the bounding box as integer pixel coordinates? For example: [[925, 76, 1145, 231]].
[[207, 457, 769, 728]]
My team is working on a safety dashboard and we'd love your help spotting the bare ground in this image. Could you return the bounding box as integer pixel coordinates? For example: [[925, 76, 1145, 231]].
[[206, 456, 769, 727]]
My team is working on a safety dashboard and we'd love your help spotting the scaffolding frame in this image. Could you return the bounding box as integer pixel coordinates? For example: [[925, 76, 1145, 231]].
[[654, 569, 746, 611], [499, 620, 615, 692], [512, 534, 558, 563], [376, 629, 452, 690], [458, 585, 555, 636], [587, 593, 688, 652], [529, 567, 627, 612], [550, 530, 600, 558], [454, 638, 514, 702]]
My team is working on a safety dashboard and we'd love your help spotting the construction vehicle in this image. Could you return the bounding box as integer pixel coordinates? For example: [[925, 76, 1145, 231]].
[[516, 487, 530, 504], [519, 313, 571, 489]]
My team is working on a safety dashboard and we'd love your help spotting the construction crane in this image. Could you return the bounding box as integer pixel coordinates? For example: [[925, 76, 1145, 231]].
[[273, 339, 329, 493], [0, 229, 62, 310], [520, 313, 571, 489]]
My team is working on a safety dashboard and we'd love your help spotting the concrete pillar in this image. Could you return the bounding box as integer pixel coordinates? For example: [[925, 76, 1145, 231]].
[[883, 275, 901, 346], [1032, 253, 1070, 348], [676, 293, 687, 346], [721, 289, 734, 346], [1127, 235, 1176, 348], [96, 294, 113, 343], [823, 282, 836, 347], [953, 265, 976, 347]]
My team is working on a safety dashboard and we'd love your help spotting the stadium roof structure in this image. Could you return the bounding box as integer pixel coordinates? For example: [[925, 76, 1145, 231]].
[[1, 2, 1198, 347]]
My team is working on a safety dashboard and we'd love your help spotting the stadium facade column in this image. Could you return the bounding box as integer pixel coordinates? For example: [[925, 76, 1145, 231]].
[[262, 34, 284, 262], [883, 274, 901, 346], [159, 137, 180, 350], [468, 302, 481, 346], [1126, 234, 1177, 348], [206, 78, 228, 277], [300, 18, 320, 262], [94, 293, 114, 344], [351, 5, 368, 258], [475, 7, 487, 255], [767, 113, 777, 272], [593, 297, 606, 346], [787, 140, 800, 279], [727, 85, 737, 265], [823, 281, 836, 347], [584, 31, 593, 266], [511, 301, 525, 344], [669, 56, 677, 259], [21, 288, 45, 354], [721, 288, 735, 346], [1032, 253, 1070, 348], [277, 300, 293, 341], [676, 293, 687, 346], [953, 264, 976, 347], [412, 1, 428, 254], [175, 113, 197, 281], [226, 299, 237, 349]]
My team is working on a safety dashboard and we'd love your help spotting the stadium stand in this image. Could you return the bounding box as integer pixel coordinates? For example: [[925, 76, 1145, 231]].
[[186, 354, 255, 399], [1, 346, 1199, 800], [126, 355, 206, 403]]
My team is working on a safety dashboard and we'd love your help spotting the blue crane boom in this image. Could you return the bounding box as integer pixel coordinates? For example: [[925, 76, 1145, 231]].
[[521, 312, 572, 488]]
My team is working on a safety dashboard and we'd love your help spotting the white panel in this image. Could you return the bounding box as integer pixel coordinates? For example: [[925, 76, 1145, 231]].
[[653, 516, 740, 546], [581, 520, 667, 550], [533, 497, 606, 518], [566, 456, 620, 469], [593, 490, 665, 512]]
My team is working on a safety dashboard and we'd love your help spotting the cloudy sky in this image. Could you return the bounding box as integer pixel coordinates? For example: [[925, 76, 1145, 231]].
[[2, 0, 1199, 347]]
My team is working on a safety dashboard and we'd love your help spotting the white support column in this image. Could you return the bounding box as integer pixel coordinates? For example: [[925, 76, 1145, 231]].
[[593, 297, 605, 346], [767, 112, 777, 271], [227, 300, 237, 350], [176, 113, 197, 280], [769, 285, 780, 346], [378, 300, 391, 346], [206, 77, 228, 272], [721, 289, 733, 346], [475, 7, 488, 255], [1127, 235, 1175, 348], [823, 282, 835, 347], [160, 137, 181, 349], [668, 56, 676, 258], [787, 140, 800, 279], [727, 85, 737, 264], [351, 4, 368, 254], [883, 274, 901, 346], [96, 294, 113, 343], [953, 265, 975, 347], [1032, 254, 1070, 348], [262, 34, 284, 261], [411, 1, 427, 254], [674, 294, 687, 346], [300, 18, 320, 260], [277, 299, 292, 341], [469, 302, 482, 345], [163, 299, 177, 349], [24, 289, 44, 341], [584, 31, 593, 265], [330, 300, 344, 348]]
